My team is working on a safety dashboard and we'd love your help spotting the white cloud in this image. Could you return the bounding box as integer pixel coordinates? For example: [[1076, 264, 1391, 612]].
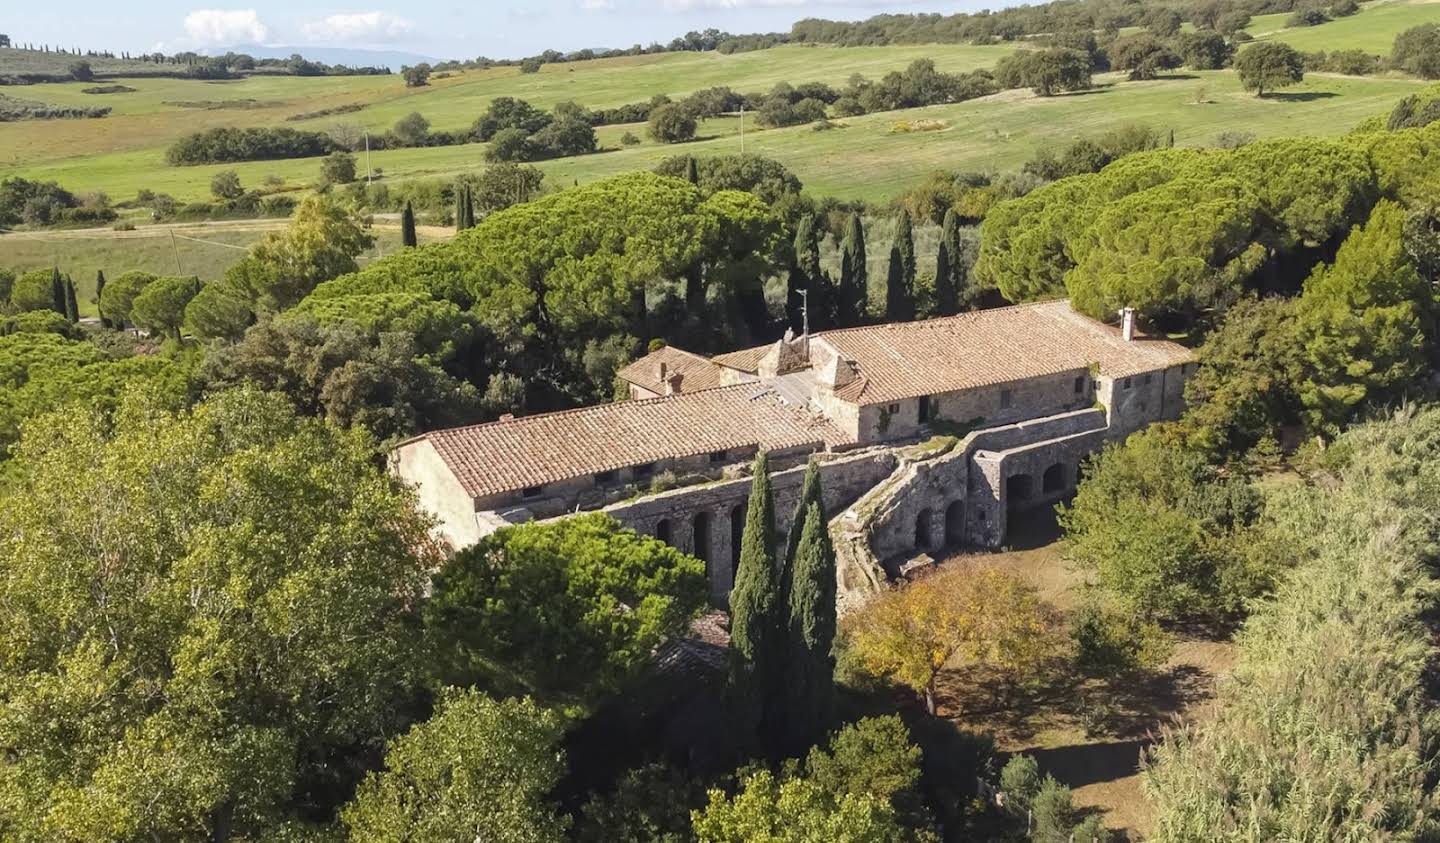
[[183, 9, 271, 46], [302, 11, 415, 43], [580, 0, 616, 9]]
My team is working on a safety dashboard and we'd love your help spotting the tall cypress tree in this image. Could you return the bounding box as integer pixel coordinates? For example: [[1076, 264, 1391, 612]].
[[783, 458, 823, 578], [685, 155, 700, 185], [838, 213, 867, 327], [784, 500, 838, 754], [94, 270, 108, 329], [62, 276, 79, 323], [934, 207, 966, 316], [786, 216, 814, 332], [464, 185, 476, 229], [728, 451, 781, 753], [453, 183, 466, 233], [401, 201, 418, 247], [885, 209, 916, 322], [49, 268, 65, 316]]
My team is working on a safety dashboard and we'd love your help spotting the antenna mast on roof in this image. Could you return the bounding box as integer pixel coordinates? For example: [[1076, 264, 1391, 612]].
[[799, 288, 810, 361]]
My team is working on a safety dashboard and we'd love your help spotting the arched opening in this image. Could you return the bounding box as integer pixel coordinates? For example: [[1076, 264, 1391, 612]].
[[945, 500, 965, 546], [730, 504, 746, 580], [1042, 463, 1067, 495], [1006, 474, 1034, 508], [655, 518, 671, 545], [692, 511, 712, 565], [915, 508, 933, 550]]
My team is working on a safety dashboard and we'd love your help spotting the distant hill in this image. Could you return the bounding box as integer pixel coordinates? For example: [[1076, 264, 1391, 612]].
[[207, 45, 439, 71]]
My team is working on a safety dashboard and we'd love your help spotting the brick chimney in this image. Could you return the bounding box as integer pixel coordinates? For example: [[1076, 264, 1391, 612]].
[[658, 361, 668, 381], [1119, 307, 1136, 342], [664, 371, 684, 396]]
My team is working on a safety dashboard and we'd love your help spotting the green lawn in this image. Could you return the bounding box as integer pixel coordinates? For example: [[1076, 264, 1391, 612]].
[[10, 70, 1421, 206], [1245, 0, 1440, 53]]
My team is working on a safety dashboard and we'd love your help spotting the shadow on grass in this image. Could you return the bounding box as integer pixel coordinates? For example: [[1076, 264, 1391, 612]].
[[1265, 91, 1340, 102]]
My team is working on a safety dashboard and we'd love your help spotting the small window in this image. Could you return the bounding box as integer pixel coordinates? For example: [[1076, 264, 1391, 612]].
[[520, 485, 543, 499], [594, 470, 616, 484], [886, 402, 900, 414], [1073, 376, 1085, 394], [1000, 389, 1013, 409], [633, 462, 656, 479], [1143, 373, 1153, 386], [709, 450, 727, 464], [977, 509, 987, 522], [1122, 377, 1133, 390], [918, 395, 933, 423]]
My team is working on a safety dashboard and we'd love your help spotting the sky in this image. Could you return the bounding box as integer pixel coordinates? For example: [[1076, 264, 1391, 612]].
[[12, 1, 979, 63]]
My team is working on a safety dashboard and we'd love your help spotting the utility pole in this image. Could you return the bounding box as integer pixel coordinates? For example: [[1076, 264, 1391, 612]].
[[739, 104, 744, 155], [799, 288, 810, 360], [364, 131, 372, 184]]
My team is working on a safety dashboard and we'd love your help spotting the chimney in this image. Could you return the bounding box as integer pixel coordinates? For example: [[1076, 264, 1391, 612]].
[[665, 371, 684, 396], [1119, 307, 1136, 342], [499, 413, 515, 421], [657, 361, 668, 381]]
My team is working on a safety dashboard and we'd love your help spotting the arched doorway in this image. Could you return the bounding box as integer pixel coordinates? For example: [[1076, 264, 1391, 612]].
[[730, 504, 746, 580], [1042, 463, 1067, 495], [655, 518, 671, 545], [945, 500, 965, 546], [1006, 474, 1034, 509], [915, 508, 933, 550], [693, 511, 712, 566]]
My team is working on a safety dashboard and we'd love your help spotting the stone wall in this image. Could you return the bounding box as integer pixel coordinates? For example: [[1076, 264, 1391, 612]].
[[586, 450, 898, 604], [390, 438, 482, 550], [850, 369, 1093, 445]]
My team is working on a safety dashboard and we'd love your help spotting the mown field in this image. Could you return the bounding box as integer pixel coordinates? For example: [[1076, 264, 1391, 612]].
[[0, 44, 1019, 169], [5, 69, 1422, 207], [1245, 0, 1440, 53]]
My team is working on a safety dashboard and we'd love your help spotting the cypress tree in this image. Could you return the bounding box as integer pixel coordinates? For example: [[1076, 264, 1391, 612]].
[[838, 213, 867, 326], [885, 209, 916, 322], [464, 185, 476, 229], [453, 183, 465, 233], [49, 268, 65, 316], [784, 500, 838, 754], [685, 155, 699, 185], [783, 458, 823, 577], [94, 270, 108, 328], [401, 201, 418, 247], [728, 451, 781, 753], [786, 216, 814, 332], [934, 208, 966, 316], [63, 277, 79, 323]]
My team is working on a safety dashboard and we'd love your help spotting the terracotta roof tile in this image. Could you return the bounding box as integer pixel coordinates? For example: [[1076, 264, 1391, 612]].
[[711, 345, 770, 373], [617, 346, 726, 395], [423, 384, 850, 498], [819, 300, 1194, 404]]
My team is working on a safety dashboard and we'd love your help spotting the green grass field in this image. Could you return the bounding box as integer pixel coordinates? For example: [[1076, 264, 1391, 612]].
[[1245, 0, 1440, 53], [7, 70, 1422, 206], [0, 44, 1019, 172]]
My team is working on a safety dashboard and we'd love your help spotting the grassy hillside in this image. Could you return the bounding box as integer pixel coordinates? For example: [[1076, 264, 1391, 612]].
[[7, 70, 1423, 206], [1245, 0, 1440, 53], [0, 46, 183, 78], [1, 44, 1018, 171]]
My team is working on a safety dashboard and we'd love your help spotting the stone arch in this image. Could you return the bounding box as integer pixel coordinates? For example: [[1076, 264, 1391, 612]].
[[655, 518, 672, 545], [945, 500, 965, 546], [692, 510, 712, 565], [915, 507, 933, 550], [1042, 463, 1067, 495], [1006, 473, 1034, 505], [729, 503, 745, 579]]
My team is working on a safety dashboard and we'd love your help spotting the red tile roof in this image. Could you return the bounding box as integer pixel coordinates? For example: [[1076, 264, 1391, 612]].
[[420, 384, 849, 498], [617, 346, 726, 395]]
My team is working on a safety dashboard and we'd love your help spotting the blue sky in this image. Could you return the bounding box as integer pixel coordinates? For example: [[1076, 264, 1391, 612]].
[[15, 1, 975, 62]]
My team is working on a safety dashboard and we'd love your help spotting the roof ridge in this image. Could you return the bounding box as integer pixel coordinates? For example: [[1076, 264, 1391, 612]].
[[427, 382, 758, 438], [809, 298, 1074, 340]]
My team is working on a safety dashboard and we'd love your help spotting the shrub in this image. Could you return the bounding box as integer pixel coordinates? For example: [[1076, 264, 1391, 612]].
[[167, 127, 336, 165], [648, 102, 697, 143], [320, 151, 358, 185]]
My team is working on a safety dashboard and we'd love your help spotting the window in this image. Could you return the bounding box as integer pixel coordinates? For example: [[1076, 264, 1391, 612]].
[[633, 462, 656, 479], [977, 509, 987, 522], [1073, 376, 1085, 394], [594, 470, 616, 484], [709, 450, 727, 464], [918, 395, 932, 423], [1122, 377, 1132, 390], [885, 402, 900, 414], [520, 485, 543, 499], [1143, 373, 1153, 386], [1000, 389, 1013, 409]]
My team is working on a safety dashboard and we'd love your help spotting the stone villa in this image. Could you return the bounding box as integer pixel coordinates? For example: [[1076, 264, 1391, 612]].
[[391, 300, 1194, 605]]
